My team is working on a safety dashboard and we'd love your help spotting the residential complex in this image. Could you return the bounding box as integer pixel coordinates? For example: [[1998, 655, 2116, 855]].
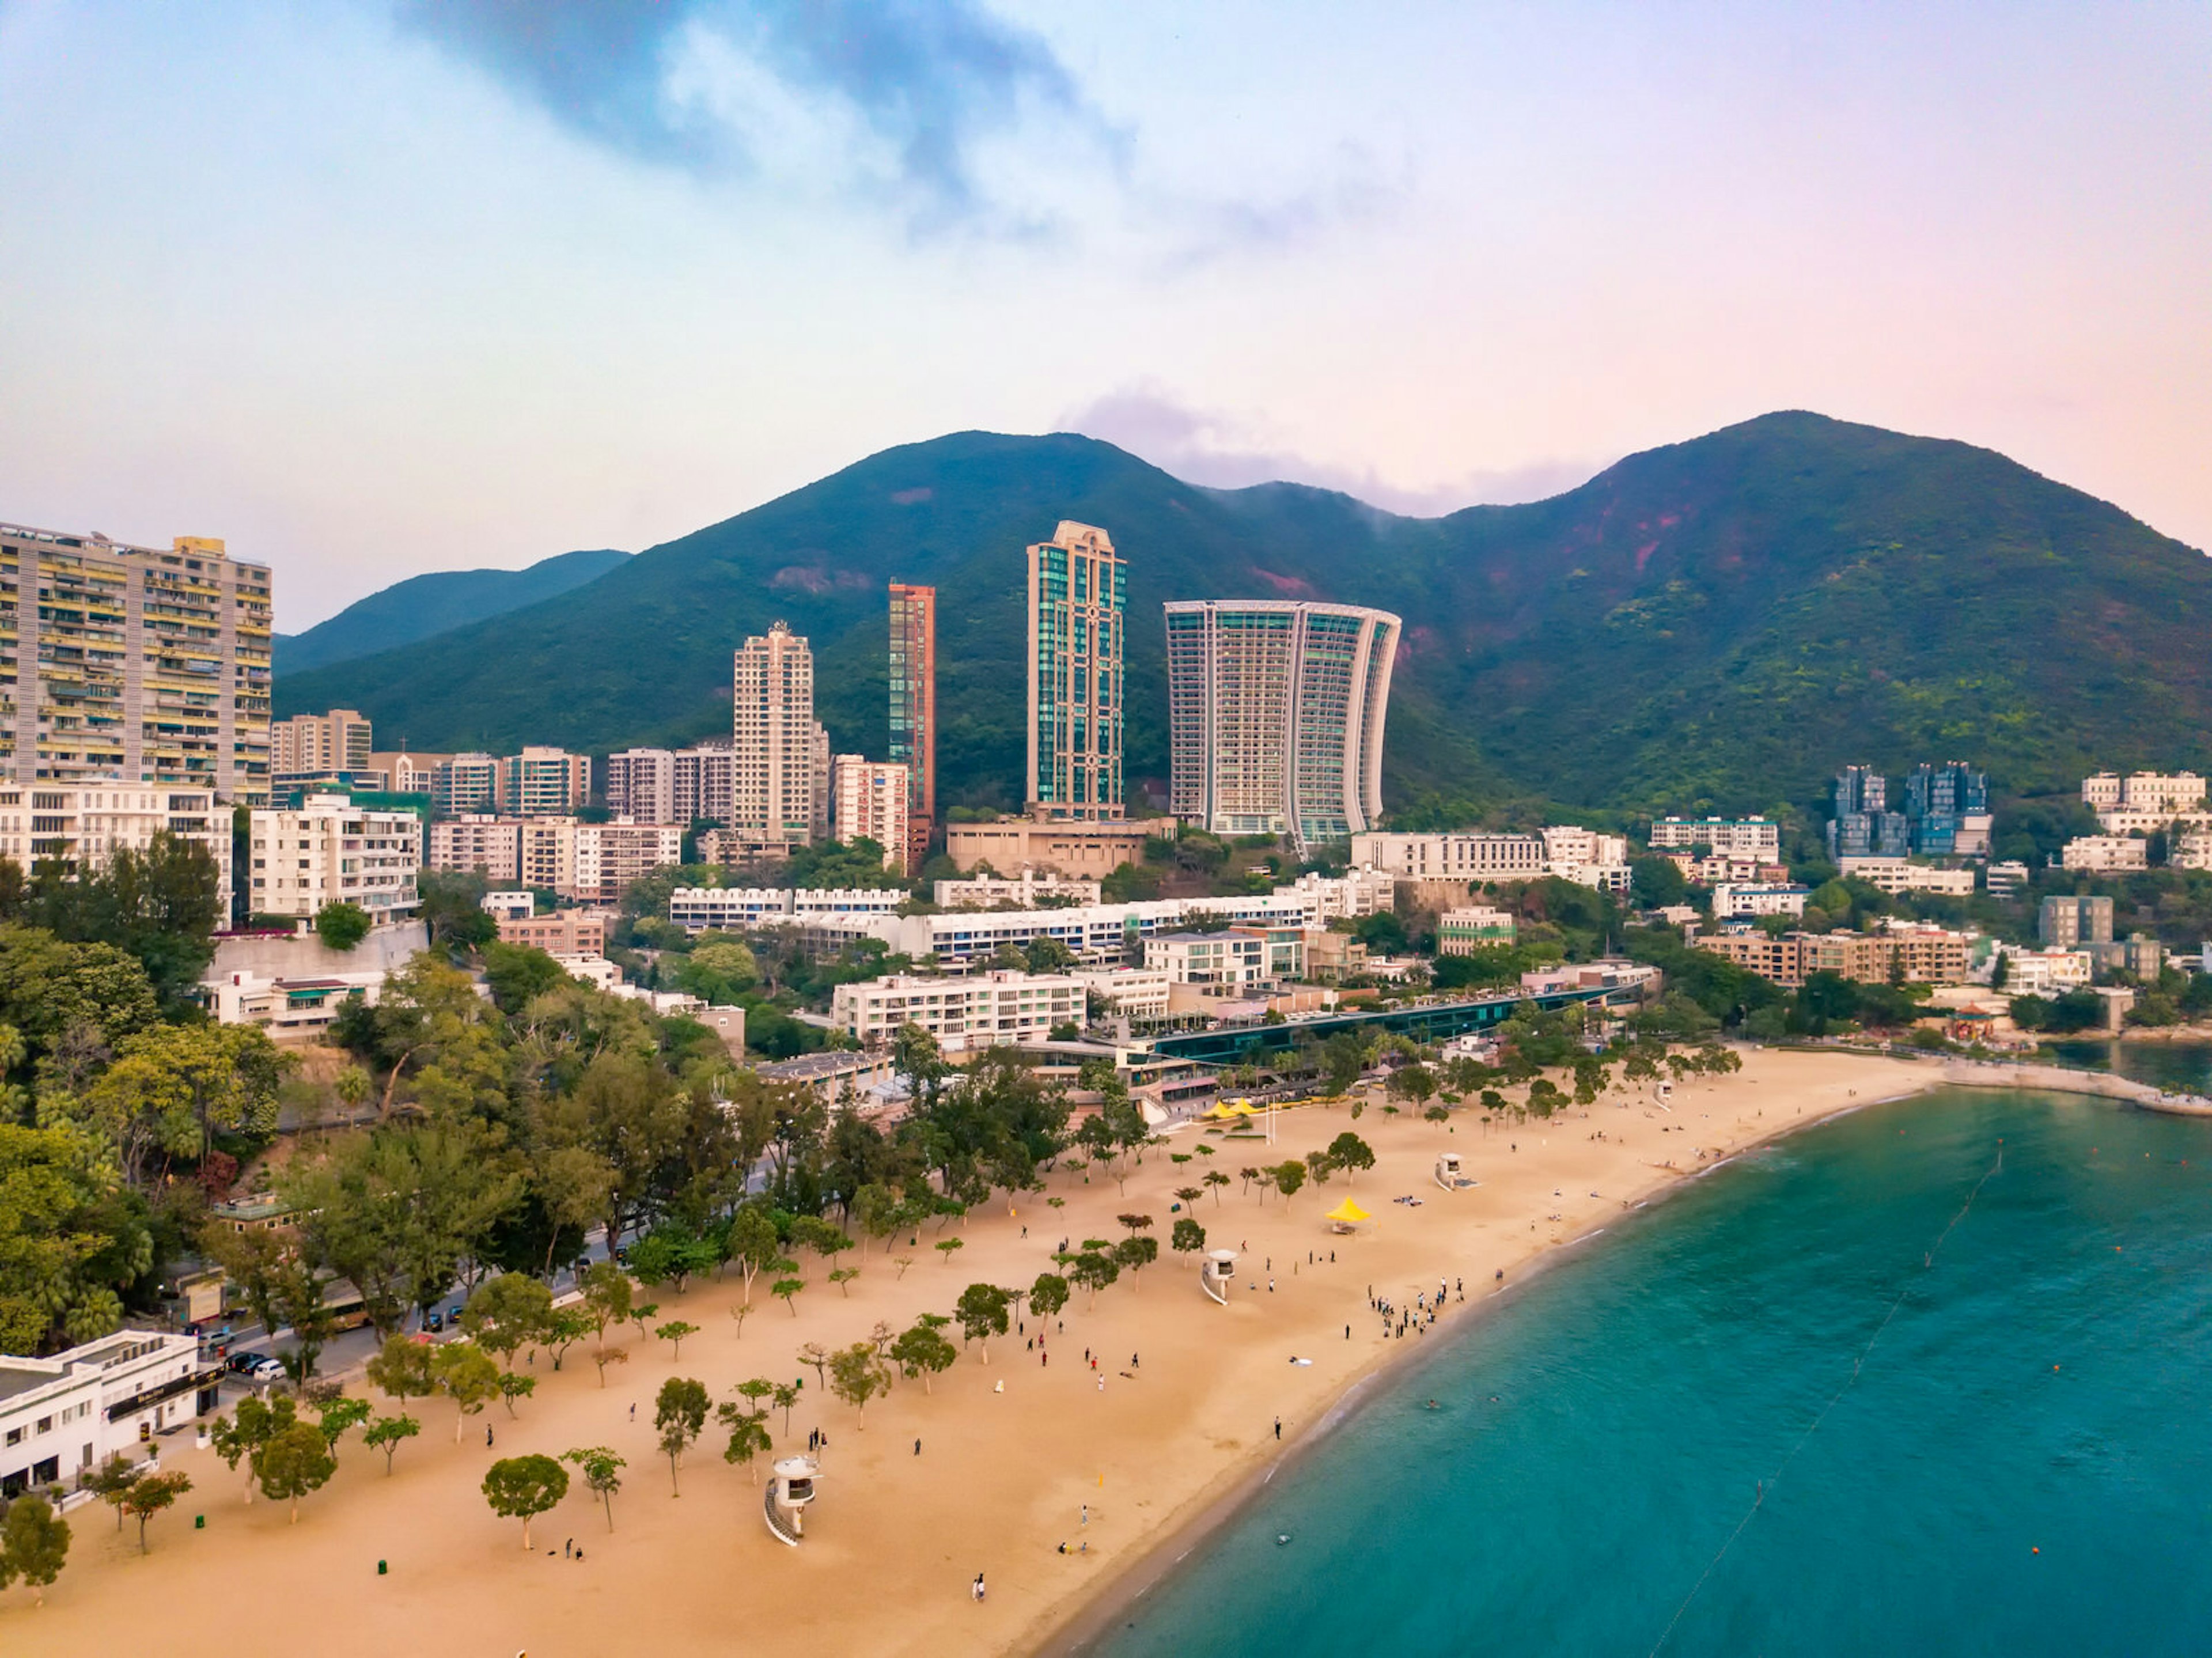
[[247, 793, 423, 918], [946, 813, 1177, 877], [2061, 835, 2148, 873], [1712, 883, 1812, 919], [1, 1330, 217, 1494], [830, 755, 910, 873], [888, 582, 936, 870], [0, 521, 272, 802], [605, 740, 738, 827], [512, 817, 681, 903], [668, 885, 906, 932], [935, 870, 1101, 909], [831, 970, 1086, 1053], [1837, 858, 1979, 896], [1648, 816, 1781, 860], [1695, 923, 1972, 986], [1828, 762, 1990, 859], [2082, 771, 2204, 815], [2039, 895, 2115, 948], [1164, 599, 1400, 851], [500, 746, 590, 816], [0, 781, 233, 913], [1828, 765, 1907, 859], [428, 815, 522, 880], [429, 753, 501, 816], [1350, 828, 1630, 893], [497, 910, 609, 955], [272, 708, 372, 775], [732, 623, 824, 847], [1027, 521, 1124, 821], [1144, 930, 1268, 989]]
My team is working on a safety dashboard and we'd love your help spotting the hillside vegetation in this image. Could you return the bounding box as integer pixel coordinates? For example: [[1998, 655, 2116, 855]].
[[278, 413, 2211, 819]]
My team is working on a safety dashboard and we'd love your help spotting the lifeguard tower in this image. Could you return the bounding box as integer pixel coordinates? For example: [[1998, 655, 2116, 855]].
[[1434, 1152, 1476, 1191], [763, 1454, 820, 1546], [1200, 1247, 1239, 1305]]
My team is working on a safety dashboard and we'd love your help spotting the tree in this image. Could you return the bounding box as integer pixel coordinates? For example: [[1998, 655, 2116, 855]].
[[1028, 1271, 1070, 1323], [1203, 1169, 1231, 1206], [562, 1446, 626, 1529], [121, 1470, 192, 1553], [312, 1392, 372, 1450], [1387, 1063, 1437, 1108], [1171, 1216, 1206, 1256], [1112, 1235, 1159, 1284], [210, 1394, 296, 1504], [581, 1259, 633, 1356], [258, 1421, 338, 1522], [543, 1307, 592, 1372], [363, 1413, 421, 1475], [1069, 1250, 1119, 1309], [482, 1455, 568, 1550], [0, 1492, 69, 1603], [461, 1273, 554, 1368], [315, 901, 373, 952], [771, 1381, 801, 1436], [74, 1020, 285, 1187], [82, 1452, 138, 1532], [654, 1377, 711, 1495], [955, 1282, 1012, 1363], [772, 1277, 805, 1316], [656, 1320, 699, 1360], [432, 1340, 502, 1442], [889, 1316, 958, 1394], [828, 1340, 891, 1425], [1325, 1131, 1375, 1182], [934, 1236, 965, 1267], [364, 1333, 434, 1407], [1272, 1160, 1308, 1206], [497, 1373, 536, 1417], [725, 1203, 782, 1302], [719, 1405, 773, 1481]]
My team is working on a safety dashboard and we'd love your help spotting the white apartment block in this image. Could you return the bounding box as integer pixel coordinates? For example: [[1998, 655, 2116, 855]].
[[2082, 771, 2205, 814], [0, 523, 272, 804], [1437, 906, 1517, 955], [2172, 832, 2212, 873], [1838, 858, 1979, 896], [1070, 967, 1171, 1021], [207, 968, 384, 1041], [1712, 883, 1812, 919], [1144, 930, 1268, 988], [499, 747, 590, 817], [1350, 828, 1627, 892], [1665, 851, 1783, 887], [1278, 866, 1397, 920], [480, 890, 535, 921], [1984, 860, 2031, 898], [1992, 945, 2094, 994], [271, 709, 371, 775], [732, 623, 820, 847], [428, 815, 522, 881], [2061, 835, 2148, 873], [831, 755, 910, 873], [2092, 809, 2212, 838], [2, 1331, 217, 1494], [248, 794, 422, 918], [0, 781, 232, 914], [1648, 816, 1782, 859], [935, 870, 1103, 909], [831, 970, 1086, 1053], [668, 885, 907, 932]]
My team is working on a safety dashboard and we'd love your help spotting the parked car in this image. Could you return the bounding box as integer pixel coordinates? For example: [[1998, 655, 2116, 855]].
[[225, 1351, 268, 1376], [424, 1311, 444, 1333]]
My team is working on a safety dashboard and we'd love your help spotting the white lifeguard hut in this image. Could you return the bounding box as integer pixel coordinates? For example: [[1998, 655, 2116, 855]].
[[1200, 1247, 1239, 1305], [763, 1454, 820, 1546], [1434, 1152, 1476, 1191]]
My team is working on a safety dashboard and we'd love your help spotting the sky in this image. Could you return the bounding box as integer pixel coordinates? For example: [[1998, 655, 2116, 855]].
[[2, 1, 2207, 630]]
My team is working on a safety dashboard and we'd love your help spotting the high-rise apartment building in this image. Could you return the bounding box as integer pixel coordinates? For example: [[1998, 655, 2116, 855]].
[[1903, 761, 1990, 856], [1828, 766, 1909, 860], [831, 755, 910, 873], [430, 754, 500, 817], [0, 521, 272, 802], [0, 781, 233, 914], [676, 739, 736, 827], [272, 709, 372, 777], [888, 582, 936, 868], [605, 748, 676, 824], [498, 747, 590, 817], [1027, 523, 1124, 821], [427, 815, 522, 883], [732, 623, 819, 847], [1163, 600, 1399, 850]]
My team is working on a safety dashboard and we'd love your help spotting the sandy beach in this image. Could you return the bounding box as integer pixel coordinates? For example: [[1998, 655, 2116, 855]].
[[1, 1047, 1939, 1656]]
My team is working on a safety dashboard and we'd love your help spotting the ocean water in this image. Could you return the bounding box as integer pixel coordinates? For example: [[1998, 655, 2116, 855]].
[[1085, 1089, 2212, 1657], [2047, 1038, 2212, 1095]]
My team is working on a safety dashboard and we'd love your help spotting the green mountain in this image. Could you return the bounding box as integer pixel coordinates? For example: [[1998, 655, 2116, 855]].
[[275, 413, 2211, 819], [275, 547, 631, 675]]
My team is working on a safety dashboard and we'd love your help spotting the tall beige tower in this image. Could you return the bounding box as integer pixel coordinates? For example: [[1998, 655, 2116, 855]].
[[732, 622, 817, 846], [1026, 522, 1124, 821]]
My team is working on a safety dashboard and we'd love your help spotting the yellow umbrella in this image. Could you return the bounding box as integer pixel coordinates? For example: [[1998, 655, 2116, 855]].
[[1324, 1199, 1371, 1224]]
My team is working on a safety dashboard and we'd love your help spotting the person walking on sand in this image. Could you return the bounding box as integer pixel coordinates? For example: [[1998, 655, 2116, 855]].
[[973, 1572, 987, 1602], [1274, 1417, 1282, 1441], [915, 1439, 922, 1456], [1081, 1504, 1088, 1527]]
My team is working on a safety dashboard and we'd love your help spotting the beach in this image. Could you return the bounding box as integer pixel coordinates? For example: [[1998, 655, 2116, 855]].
[[1, 1047, 1937, 1656]]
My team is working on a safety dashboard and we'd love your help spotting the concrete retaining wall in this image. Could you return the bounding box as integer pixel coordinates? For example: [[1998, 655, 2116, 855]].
[[210, 921, 430, 981]]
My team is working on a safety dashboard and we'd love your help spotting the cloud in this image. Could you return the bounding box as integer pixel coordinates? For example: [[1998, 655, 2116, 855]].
[[1063, 385, 1602, 517], [395, 0, 1109, 226]]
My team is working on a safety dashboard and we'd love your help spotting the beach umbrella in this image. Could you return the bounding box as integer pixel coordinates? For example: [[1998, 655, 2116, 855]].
[[1324, 1199, 1371, 1225]]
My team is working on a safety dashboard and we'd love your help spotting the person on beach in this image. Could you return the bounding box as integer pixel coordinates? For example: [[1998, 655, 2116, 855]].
[[1081, 1504, 1088, 1526], [915, 1439, 922, 1456], [1274, 1417, 1282, 1440], [972, 1572, 987, 1602]]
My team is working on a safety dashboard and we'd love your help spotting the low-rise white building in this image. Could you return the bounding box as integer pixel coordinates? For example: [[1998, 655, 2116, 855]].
[[1712, 883, 1812, 919], [757, 1047, 899, 1108], [1984, 860, 2031, 898], [1144, 930, 1268, 989], [2172, 832, 2212, 873], [2061, 835, 2148, 873], [207, 968, 385, 1041], [1437, 907, 1517, 955], [669, 885, 907, 932], [830, 970, 1086, 1052], [248, 794, 422, 918], [552, 953, 622, 992], [1991, 945, 2095, 994], [1838, 858, 1978, 896], [0, 781, 233, 915], [1648, 816, 1782, 859], [2083, 771, 2205, 814], [934, 870, 1103, 909], [1351, 828, 1626, 892], [2, 1331, 218, 1496], [1070, 967, 1172, 1022], [1277, 866, 1398, 920]]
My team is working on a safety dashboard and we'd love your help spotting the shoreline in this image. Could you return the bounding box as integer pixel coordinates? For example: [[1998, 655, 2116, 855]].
[[1031, 1076, 1933, 1657]]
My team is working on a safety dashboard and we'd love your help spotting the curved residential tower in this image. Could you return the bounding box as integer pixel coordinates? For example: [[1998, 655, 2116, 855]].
[[1164, 599, 1400, 851]]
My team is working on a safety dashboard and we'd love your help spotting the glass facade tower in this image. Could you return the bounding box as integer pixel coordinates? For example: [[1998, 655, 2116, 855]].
[[1026, 523, 1124, 820]]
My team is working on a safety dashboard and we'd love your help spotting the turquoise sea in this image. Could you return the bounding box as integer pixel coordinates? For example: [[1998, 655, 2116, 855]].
[[1084, 1088, 2212, 1657]]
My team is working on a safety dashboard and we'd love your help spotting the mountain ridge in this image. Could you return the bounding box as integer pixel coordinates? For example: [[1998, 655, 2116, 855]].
[[276, 412, 2211, 819]]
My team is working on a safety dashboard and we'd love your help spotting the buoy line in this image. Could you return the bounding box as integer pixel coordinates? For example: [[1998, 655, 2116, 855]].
[[1645, 1144, 2005, 1657]]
